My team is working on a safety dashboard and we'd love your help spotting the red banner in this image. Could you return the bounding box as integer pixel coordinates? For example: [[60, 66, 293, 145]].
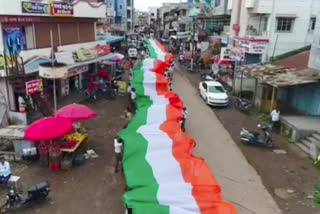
[[50, 2, 74, 17], [95, 45, 111, 57], [26, 79, 43, 95]]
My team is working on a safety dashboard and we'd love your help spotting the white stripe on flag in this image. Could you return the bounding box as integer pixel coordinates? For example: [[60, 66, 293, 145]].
[[137, 70, 201, 213]]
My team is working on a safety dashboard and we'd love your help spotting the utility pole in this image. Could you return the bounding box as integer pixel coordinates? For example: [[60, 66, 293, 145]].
[[191, 17, 196, 71]]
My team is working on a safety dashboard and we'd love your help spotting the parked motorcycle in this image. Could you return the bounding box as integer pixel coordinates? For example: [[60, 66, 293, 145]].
[[0, 182, 50, 213], [200, 72, 219, 81], [240, 124, 274, 148], [234, 97, 251, 111]]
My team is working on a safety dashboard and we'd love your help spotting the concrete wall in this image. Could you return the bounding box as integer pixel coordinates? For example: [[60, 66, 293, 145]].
[[8, 111, 27, 125], [308, 7, 320, 71], [234, 76, 256, 94], [0, 0, 106, 18], [279, 83, 320, 116]]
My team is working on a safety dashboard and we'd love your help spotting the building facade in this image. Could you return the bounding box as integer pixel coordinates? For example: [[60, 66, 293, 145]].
[[106, 0, 133, 32], [0, 0, 107, 112], [134, 10, 149, 31], [148, 7, 158, 26], [229, 0, 320, 63]]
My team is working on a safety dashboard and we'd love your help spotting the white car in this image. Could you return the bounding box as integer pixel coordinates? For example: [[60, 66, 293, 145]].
[[128, 48, 138, 58], [199, 81, 229, 106]]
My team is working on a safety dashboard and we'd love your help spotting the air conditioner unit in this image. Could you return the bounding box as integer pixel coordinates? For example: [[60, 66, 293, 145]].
[[245, 0, 256, 8]]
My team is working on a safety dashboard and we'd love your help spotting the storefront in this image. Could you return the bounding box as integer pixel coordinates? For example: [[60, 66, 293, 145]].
[[234, 37, 269, 64]]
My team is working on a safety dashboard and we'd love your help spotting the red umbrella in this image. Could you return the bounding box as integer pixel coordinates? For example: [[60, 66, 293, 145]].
[[56, 104, 97, 122], [25, 117, 73, 141]]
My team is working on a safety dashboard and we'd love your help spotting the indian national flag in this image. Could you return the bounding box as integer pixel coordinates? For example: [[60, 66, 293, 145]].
[[118, 40, 237, 214]]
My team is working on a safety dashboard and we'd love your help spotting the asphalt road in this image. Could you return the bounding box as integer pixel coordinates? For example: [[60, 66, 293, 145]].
[[172, 72, 282, 214]]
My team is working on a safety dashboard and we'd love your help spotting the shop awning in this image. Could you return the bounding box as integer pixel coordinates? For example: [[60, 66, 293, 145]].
[[96, 35, 124, 44], [66, 53, 117, 70], [24, 57, 53, 75], [241, 64, 320, 88]]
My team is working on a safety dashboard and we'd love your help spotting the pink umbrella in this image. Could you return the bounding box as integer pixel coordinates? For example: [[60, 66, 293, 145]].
[[56, 104, 97, 122], [25, 117, 74, 141]]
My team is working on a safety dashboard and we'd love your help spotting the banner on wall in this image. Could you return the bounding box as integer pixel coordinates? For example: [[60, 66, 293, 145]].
[[26, 79, 43, 95], [3, 27, 26, 54], [50, 2, 74, 17], [22, 1, 49, 14]]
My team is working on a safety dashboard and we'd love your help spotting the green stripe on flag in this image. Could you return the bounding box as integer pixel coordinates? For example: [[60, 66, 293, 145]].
[[118, 66, 169, 213], [146, 40, 158, 59]]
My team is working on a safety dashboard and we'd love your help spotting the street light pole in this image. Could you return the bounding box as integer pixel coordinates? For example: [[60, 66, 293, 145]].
[[191, 17, 196, 71]]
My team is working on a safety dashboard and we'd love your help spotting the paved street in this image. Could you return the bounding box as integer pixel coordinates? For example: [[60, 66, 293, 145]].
[[172, 72, 282, 214]]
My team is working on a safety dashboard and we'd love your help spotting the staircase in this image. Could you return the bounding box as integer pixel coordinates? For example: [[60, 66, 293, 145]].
[[297, 132, 320, 160]]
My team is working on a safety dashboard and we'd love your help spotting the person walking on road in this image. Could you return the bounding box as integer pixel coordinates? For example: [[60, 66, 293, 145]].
[[114, 138, 123, 173], [130, 88, 136, 110], [270, 109, 280, 131], [181, 107, 188, 132]]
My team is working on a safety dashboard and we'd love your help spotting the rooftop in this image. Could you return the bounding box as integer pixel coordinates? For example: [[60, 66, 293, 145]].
[[241, 64, 320, 88], [273, 51, 310, 71]]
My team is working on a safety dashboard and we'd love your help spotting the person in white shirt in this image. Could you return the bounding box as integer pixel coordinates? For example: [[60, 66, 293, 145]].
[[0, 158, 11, 184], [270, 109, 280, 131], [181, 107, 188, 131], [114, 138, 123, 173]]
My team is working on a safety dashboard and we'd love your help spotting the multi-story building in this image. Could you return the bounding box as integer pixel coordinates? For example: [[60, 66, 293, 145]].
[[229, 0, 320, 63], [148, 7, 158, 26], [134, 10, 149, 31], [126, 0, 134, 32], [159, 3, 193, 38], [0, 0, 106, 112], [198, 0, 231, 36], [106, 0, 133, 33]]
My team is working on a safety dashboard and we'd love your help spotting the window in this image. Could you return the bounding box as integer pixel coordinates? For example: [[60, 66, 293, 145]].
[[276, 17, 294, 32], [214, 0, 221, 7], [309, 17, 316, 31], [127, 0, 131, 7], [202, 83, 207, 90], [262, 16, 269, 32], [208, 86, 225, 93], [119, 4, 122, 10]]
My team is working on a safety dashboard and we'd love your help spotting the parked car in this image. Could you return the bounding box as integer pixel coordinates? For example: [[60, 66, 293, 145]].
[[128, 48, 138, 59], [199, 81, 229, 106]]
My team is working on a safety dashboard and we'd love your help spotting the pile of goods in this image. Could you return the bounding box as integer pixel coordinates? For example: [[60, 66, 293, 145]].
[[60, 132, 88, 150], [65, 132, 88, 142]]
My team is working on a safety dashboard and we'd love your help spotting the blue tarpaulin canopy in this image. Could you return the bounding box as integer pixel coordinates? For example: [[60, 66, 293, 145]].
[[96, 35, 124, 44]]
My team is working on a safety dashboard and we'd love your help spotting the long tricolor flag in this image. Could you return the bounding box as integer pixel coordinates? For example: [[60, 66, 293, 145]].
[[118, 40, 237, 214]]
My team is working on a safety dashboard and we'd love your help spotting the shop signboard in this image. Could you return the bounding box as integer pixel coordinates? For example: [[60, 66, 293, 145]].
[[55, 51, 75, 65], [67, 65, 89, 78], [230, 47, 245, 61], [0, 16, 41, 23], [233, 24, 240, 33], [25, 79, 43, 95], [236, 38, 269, 54], [106, 8, 115, 17], [22, 1, 49, 14], [95, 45, 111, 57], [3, 27, 26, 54], [50, 2, 74, 17], [75, 48, 97, 62], [220, 47, 232, 61]]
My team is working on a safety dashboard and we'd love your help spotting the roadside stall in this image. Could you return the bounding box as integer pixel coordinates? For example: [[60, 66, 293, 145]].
[[55, 104, 97, 168], [24, 117, 74, 170]]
